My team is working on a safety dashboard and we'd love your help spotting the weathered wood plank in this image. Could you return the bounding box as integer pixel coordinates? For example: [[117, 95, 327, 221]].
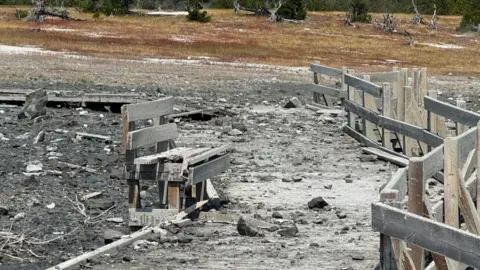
[[124, 97, 174, 122], [372, 202, 480, 269], [302, 84, 347, 99], [408, 158, 425, 270], [382, 83, 393, 149], [421, 145, 444, 181], [362, 147, 408, 167], [128, 208, 178, 227], [309, 63, 342, 77], [344, 74, 383, 98], [456, 127, 477, 164], [343, 125, 407, 158], [188, 154, 230, 186], [188, 145, 232, 166], [344, 100, 443, 147], [423, 201, 451, 270], [458, 168, 480, 235], [127, 123, 178, 150], [206, 179, 220, 209], [380, 167, 407, 202], [353, 71, 399, 83], [444, 137, 460, 270], [425, 96, 480, 127]]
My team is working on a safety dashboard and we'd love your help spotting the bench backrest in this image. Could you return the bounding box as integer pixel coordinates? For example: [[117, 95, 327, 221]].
[[121, 97, 178, 152]]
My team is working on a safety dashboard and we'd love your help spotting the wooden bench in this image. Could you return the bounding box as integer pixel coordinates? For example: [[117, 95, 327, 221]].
[[121, 97, 231, 229]]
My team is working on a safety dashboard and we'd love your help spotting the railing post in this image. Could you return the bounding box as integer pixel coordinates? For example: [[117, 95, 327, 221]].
[[407, 158, 425, 269], [456, 98, 467, 135], [382, 83, 392, 149], [444, 137, 460, 270]]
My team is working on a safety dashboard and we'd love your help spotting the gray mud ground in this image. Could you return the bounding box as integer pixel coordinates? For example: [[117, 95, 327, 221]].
[[0, 52, 479, 270]]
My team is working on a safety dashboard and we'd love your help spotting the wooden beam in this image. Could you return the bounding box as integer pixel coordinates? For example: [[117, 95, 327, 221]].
[[362, 75, 378, 142], [188, 154, 230, 186], [424, 96, 480, 127], [310, 63, 342, 77], [344, 100, 443, 147], [457, 127, 477, 165], [123, 97, 174, 122], [380, 167, 408, 202], [408, 158, 425, 270], [456, 98, 468, 135], [458, 168, 480, 235], [477, 121, 480, 218], [444, 137, 460, 270], [206, 179, 220, 209], [423, 201, 450, 270], [404, 85, 416, 156], [188, 145, 232, 166], [362, 147, 408, 167], [344, 74, 383, 98], [372, 202, 480, 269], [127, 123, 179, 150], [353, 71, 399, 83], [343, 125, 407, 158], [421, 145, 444, 181], [303, 84, 347, 99], [398, 68, 408, 153]]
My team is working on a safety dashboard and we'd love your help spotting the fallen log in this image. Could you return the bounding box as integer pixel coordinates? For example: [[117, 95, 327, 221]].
[[57, 161, 97, 173]]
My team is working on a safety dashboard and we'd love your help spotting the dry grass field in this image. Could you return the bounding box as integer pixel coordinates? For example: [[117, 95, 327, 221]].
[[0, 7, 479, 74]]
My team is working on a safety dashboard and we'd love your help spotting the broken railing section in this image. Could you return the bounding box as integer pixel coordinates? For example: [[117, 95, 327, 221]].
[[374, 123, 480, 269], [305, 63, 480, 268]]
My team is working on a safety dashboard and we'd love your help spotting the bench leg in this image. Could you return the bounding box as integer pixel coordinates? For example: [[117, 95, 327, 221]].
[[167, 182, 180, 209], [128, 179, 141, 209]]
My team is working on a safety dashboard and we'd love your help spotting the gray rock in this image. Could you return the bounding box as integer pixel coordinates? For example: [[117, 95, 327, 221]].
[[232, 123, 248, 132], [259, 175, 274, 182], [0, 205, 8, 215], [214, 119, 223, 126], [272, 211, 283, 219], [237, 216, 260, 237], [336, 212, 347, 219], [104, 229, 124, 244], [358, 154, 378, 162], [307, 197, 329, 209], [228, 129, 243, 136], [352, 255, 365, 261], [324, 184, 333, 189], [345, 178, 354, 183], [277, 224, 298, 237], [18, 89, 47, 120], [292, 176, 303, 182], [284, 97, 302, 108], [309, 242, 320, 248], [282, 178, 292, 183], [172, 218, 193, 228]]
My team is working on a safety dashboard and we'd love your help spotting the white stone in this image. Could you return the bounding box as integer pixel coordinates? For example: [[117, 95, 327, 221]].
[[106, 217, 124, 223], [46, 203, 55, 209]]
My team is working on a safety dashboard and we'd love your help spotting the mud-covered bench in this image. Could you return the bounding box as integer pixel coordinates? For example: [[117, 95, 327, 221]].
[[121, 97, 230, 229]]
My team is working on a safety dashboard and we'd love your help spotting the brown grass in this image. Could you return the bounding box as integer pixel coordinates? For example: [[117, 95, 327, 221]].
[[0, 7, 479, 75]]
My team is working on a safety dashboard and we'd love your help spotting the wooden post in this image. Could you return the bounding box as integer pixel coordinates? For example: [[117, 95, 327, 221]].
[[392, 67, 399, 119], [456, 98, 467, 135], [417, 68, 428, 154], [477, 121, 480, 217], [408, 158, 425, 270], [362, 75, 377, 141], [428, 90, 438, 135], [122, 105, 140, 209], [398, 68, 408, 153], [444, 137, 460, 270], [347, 69, 355, 128], [382, 83, 392, 149], [341, 66, 348, 107], [404, 86, 415, 156], [312, 61, 332, 107]]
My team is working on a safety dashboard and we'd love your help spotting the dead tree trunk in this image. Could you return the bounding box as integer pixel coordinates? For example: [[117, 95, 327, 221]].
[[405, 30, 415, 46], [374, 14, 396, 33], [27, 0, 85, 22], [429, 4, 438, 30], [268, 0, 284, 22], [233, 0, 270, 16]]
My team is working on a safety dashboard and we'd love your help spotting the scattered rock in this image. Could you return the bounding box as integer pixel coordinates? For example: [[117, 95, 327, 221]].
[[352, 255, 365, 261], [46, 203, 55, 209], [106, 217, 123, 223], [26, 160, 43, 173], [259, 175, 275, 182], [324, 184, 333, 189], [14, 212, 25, 220], [237, 216, 260, 237], [232, 123, 247, 132], [89, 199, 115, 210], [104, 229, 124, 244], [313, 218, 328, 225], [284, 97, 302, 108], [0, 205, 8, 215], [272, 211, 283, 219], [228, 129, 243, 136], [214, 119, 223, 126], [358, 154, 377, 162], [292, 176, 303, 182], [172, 218, 193, 228], [122, 256, 132, 262], [18, 89, 47, 120], [344, 178, 354, 184], [277, 224, 298, 237], [282, 178, 292, 183], [309, 242, 320, 248], [308, 197, 329, 209], [336, 212, 347, 219]]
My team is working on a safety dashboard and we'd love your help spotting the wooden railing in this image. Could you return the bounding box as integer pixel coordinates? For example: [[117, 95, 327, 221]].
[[305, 62, 480, 270]]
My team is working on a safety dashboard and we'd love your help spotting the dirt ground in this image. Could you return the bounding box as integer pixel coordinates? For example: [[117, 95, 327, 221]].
[[0, 50, 479, 270]]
